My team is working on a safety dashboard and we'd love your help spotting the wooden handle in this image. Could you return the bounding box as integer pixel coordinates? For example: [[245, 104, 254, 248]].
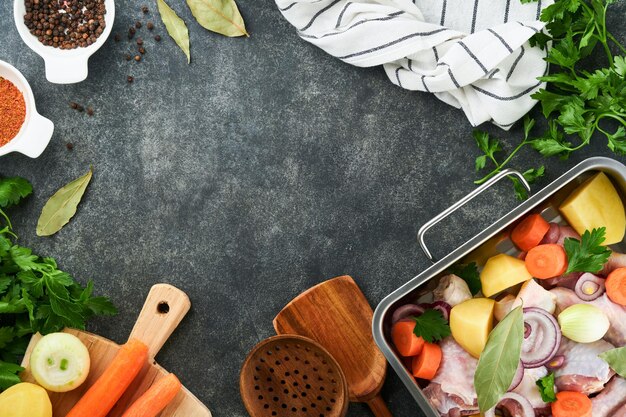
[[128, 284, 191, 358], [366, 394, 393, 417]]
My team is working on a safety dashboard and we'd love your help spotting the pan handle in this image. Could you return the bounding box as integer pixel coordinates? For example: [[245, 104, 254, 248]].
[[417, 169, 530, 262]]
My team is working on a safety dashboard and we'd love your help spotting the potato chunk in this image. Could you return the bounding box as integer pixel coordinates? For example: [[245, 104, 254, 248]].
[[450, 298, 495, 358], [559, 172, 625, 245], [480, 253, 533, 297]]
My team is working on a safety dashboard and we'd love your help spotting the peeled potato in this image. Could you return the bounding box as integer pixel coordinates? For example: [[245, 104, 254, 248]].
[[559, 172, 626, 245], [0, 383, 52, 417], [450, 298, 495, 358], [480, 254, 533, 297]]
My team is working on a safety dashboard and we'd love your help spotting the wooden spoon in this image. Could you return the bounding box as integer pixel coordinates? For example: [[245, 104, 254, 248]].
[[273, 275, 392, 417]]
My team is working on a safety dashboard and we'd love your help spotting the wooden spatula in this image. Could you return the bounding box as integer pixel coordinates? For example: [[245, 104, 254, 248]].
[[20, 283, 212, 417], [273, 275, 392, 417]]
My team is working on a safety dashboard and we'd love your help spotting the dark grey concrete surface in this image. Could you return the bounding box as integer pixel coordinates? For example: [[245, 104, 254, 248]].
[[1, 1, 625, 416]]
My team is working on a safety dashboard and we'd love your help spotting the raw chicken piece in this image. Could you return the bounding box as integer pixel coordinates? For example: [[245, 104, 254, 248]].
[[591, 376, 626, 417], [423, 337, 478, 416], [551, 287, 626, 346], [601, 251, 626, 275], [512, 366, 549, 411], [554, 337, 615, 395], [511, 279, 556, 314]]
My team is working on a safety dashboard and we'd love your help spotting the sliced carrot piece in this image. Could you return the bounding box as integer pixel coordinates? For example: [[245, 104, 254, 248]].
[[511, 214, 551, 251], [551, 391, 592, 417], [525, 244, 568, 279], [66, 339, 149, 417], [121, 373, 182, 417], [606, 267, 626, 306], [411, 342, 442, 380], [391, 320, 425, 357]]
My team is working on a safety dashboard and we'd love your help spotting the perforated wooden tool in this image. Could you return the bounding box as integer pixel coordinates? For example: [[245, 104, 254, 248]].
[[240, 335, 349, 417], [274, 276, 392, 417], [20, 283, 212, 417]]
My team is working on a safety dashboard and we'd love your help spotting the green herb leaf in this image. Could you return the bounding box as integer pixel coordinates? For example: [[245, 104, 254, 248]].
[[536, 373, 557, 403], [157, 0, 191, 63], [450, 262, 481, 295], [564, 227, 611, 274], [412, 309, 451, 343], [599, 346, 626, 378], [186, 0, 248, 37], [0, 361, 23, 390], [36, 167, 93, 237], [0, 177, 32, 209], [475, 306, 524, 412]]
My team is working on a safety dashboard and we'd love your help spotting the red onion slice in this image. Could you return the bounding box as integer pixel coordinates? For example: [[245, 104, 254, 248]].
[[541, 223, 561, 244], [484, 392, 535, 417], [508, 361, 524, 391], [521, 307, 562, 368], [391, 304, 426, 324], [430, 301, 452, 322], [545, 355, 565, 371], [574, 272, 606, 301]]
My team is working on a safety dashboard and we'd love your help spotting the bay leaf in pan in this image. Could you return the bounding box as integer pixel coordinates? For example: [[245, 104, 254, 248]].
[[157, 0, 191, 63], [474, 305, 524, 412], [37, 167, 92, 237], [186, 0, 248, 37]]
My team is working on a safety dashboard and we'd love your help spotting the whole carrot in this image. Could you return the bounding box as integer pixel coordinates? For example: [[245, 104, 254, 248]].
[[121, 373, 182, 417], [66, 338, 149, 417]]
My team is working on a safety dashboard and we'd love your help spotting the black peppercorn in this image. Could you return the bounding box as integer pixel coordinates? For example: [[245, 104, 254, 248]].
[[154, 34, 161, 42], [86, 107, 94, 116], [114, 33, 120, 41], [147, 21, 154, 30], [135, 21, 142, 29], [138, 46, 145, 54], [141, 5, 149, 13], [70, 102, 78, 109], [125, 53, 131, 61], [136, 38, 143, 45], [127, 75, 134, 83], [66, 142, 74, 151]]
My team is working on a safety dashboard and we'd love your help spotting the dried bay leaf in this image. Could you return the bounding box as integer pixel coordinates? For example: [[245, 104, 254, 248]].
[[157, 0, 191, 63], [186, 0, 248, 37], [474, 305, 524, 412], [36, 167, 92, 237]]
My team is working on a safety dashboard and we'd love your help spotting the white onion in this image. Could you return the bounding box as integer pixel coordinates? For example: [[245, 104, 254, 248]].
[[558, 303, 610, 343], [30, 333, 90, 392]]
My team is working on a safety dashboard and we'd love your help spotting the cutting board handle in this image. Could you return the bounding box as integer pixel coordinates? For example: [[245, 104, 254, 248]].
[[128, 283, 191, 358]]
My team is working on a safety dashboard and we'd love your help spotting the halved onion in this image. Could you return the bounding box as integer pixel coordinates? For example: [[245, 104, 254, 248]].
[[391, 304, 426, 324], [521, 307, 561, 368], [574, 273, 606, 301], [558, 303, 610, 343], [30, 333, 90, 392], [484, 392, 535, 417]]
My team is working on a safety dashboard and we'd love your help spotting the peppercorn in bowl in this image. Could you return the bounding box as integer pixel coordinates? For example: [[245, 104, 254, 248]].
[[13, 0, 115, 84], [0, 60, 54, 158]]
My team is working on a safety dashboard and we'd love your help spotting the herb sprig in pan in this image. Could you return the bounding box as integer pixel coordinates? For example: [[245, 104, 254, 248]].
[[474, 0, 626, 196]]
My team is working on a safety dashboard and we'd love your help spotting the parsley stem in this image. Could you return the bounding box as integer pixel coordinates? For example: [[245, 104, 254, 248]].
[[607, 32, 626, 54], [474, 139, 529, 185], [0, 209, 13, 231]]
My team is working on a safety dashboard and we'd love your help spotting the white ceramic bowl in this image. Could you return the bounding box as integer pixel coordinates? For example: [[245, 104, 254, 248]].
[[13, 0, 115, 84], [0, 60, 54, 158]]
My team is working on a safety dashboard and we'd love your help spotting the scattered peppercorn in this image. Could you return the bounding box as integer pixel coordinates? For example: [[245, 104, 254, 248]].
[[141, 5, 149, 13], [70, 102, 79, 109], [154, 35, 161, 42], [76, 104, 84, 112], [127, 76, 134, 83], [135, 21, 142, 29], [128, 26, 136, 39], [114, 33, 121, 42], [23, 0, 107, 49], [136, 38, 143, 46], [66, 142, 74, 151], [138, 46, 146, 54], [125, 53, 131, 61], [134, 55, 141, 62], [86, 107, 94, 116], [147, 21, 154, 30]]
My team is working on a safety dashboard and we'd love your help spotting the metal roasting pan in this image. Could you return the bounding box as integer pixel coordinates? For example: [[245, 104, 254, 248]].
[[372, 156, 626, 416]]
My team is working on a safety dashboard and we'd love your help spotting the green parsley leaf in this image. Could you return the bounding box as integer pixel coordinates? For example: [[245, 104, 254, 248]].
[[0, 361, 23, 390], [564, 228, 611, 274], [412, 309, 451, 343], [450, 262, 482, 295], [607, 126, 626, 155], [536, 373, 557, 402], [0, 178, 32, 209]]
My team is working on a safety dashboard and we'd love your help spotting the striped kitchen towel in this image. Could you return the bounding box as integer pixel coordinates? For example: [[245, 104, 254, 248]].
[[276, 0, 553, 129]]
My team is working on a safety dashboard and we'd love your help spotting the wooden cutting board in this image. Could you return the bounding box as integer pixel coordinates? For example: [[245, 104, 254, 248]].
[[20, 283, 212, 417], [273, 275, 392, 417]]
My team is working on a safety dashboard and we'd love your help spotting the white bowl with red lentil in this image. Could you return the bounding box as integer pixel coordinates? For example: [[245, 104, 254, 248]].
[[13, 0, 115, 84], [0, 60, 54, 158]]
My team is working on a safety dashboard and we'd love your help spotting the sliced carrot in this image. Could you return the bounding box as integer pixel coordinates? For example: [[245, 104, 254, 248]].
[[511, 214, 551, 252], [66, 339, 149, 417], [411, 342, 442, 380], [121, 373, 182, 417], [391, 320, 425, 357], [606, 267, 626, 306], [525, 244, 568, 279], [551, 391, 592, 417]]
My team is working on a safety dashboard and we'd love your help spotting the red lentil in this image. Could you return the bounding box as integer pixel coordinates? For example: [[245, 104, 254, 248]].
[[0, 78, 26, 147]]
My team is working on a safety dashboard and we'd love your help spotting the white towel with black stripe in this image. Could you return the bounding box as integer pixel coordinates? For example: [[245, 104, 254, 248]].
[[276, 0, 552, 129]]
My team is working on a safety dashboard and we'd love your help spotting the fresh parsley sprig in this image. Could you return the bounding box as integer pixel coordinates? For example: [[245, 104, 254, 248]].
[[412, 309, 451, 343], [535, 373, 557, 403], [564, 227, 611, 273]]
